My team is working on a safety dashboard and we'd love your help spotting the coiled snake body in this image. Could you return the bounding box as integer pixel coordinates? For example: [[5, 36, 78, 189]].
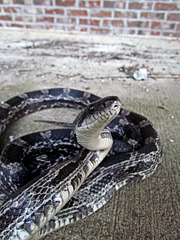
[[0, 88, 162, 239]]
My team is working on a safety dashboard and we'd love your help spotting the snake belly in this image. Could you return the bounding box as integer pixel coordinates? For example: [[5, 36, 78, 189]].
[[0, 88, 162, 239]]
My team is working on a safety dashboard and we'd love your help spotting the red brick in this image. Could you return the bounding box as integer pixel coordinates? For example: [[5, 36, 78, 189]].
[[0, 15, 12, 21], [141, 12, 164, 20], [79, 0, 101, 8], [4, 7, 21, 13], [91, 27, 110, 34], [151, 31, 161, 36], [57, 18, 76, 24], [34, 0, 53, 5], [155, 3, 179, 11], [90, 10, 111, 18], [177, 24, 180, 31], [68, 9, 88, 16], [168, 13, 180, 22], [104, 1, 125, 8], [129, 2, 152, 10], [115, 11, 137, 18], [55, 0, 75, 6], [45, 8, 64, 15], [37, 16, 54, 23], [127, 21, 149, 28], [80, 27, 88, 32], [151, 21, 161, 29], [103, 19, 124, 27], [80, 18, 100, 26]]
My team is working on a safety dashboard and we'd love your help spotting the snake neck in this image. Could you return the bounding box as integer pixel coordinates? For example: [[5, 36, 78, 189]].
[[75, 127, 113, 152]]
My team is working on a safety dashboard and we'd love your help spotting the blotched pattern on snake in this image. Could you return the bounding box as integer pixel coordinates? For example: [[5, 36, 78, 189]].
[[0, 88, 162, 239]]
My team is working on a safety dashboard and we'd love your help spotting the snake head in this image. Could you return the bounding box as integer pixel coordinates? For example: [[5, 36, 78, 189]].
[[74, 96, 121, 129], [74, 96, 121, 150]]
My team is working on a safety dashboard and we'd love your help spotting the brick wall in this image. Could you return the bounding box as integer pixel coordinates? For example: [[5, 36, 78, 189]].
[[0, 0, 180, 38]]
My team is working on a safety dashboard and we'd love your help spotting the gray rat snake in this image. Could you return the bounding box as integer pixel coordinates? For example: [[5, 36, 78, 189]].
[[0, 88, 162, 239]]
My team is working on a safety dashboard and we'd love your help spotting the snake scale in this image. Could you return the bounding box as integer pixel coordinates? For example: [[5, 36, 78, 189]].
[[0, 88, 162, 239]]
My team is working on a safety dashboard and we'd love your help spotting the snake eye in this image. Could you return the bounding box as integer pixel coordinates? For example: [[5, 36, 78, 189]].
[[88, 106, 95, 114]]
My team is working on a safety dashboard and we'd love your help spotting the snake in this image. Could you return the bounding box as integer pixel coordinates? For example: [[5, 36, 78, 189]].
[[0, 88, 162, 239]]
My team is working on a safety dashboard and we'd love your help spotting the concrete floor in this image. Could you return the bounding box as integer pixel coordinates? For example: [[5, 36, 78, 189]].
[[0, 29, 179, 240]]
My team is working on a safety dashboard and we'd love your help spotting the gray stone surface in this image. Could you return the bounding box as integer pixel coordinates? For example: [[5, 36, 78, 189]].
[[0, 29, 179, 240]]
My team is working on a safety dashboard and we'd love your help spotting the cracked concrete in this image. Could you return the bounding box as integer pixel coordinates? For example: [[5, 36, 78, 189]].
[[0, 29, 179, 240]]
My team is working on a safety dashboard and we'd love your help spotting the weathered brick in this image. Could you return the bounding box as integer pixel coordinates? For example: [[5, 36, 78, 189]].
[[55, 0, 75, 6], [80, 18, 100, 26], [13, 0, 23, 4], [68, 9, 88, 16], [152, 21, 175, 30], [45, 8, 64, 15], [0, 0, 11, 4], [163, 32, 180, 38], [161, 22, 175, 30], [115, 11, 137, 18], [67, 25, 76, 31], [141, 12, 164, 20], [34, 0, 52, 5], [129, 2, 152, 10], [79, 0, 101, 8], [127, 21, 149, 28], [56, 17, 76, 24], [13, 0, 31, 4], [37, 16, 54, 23], [104, 1, 125, 8], [24, 7, 43, 14], [4, 6, 21, 13], [15, 15, 33, 22], [120, 29, 136, 35], [90, 10, 111, 18], [103, 19, 124, 27], [0, 15, 12, 20], [11, 23, 24, 27], [91, 27, 110, 34], [26, 23, 45, 29], [138, 29, 151, 35], [155, 3, 179, 11], [168, 13, 180, 22]]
